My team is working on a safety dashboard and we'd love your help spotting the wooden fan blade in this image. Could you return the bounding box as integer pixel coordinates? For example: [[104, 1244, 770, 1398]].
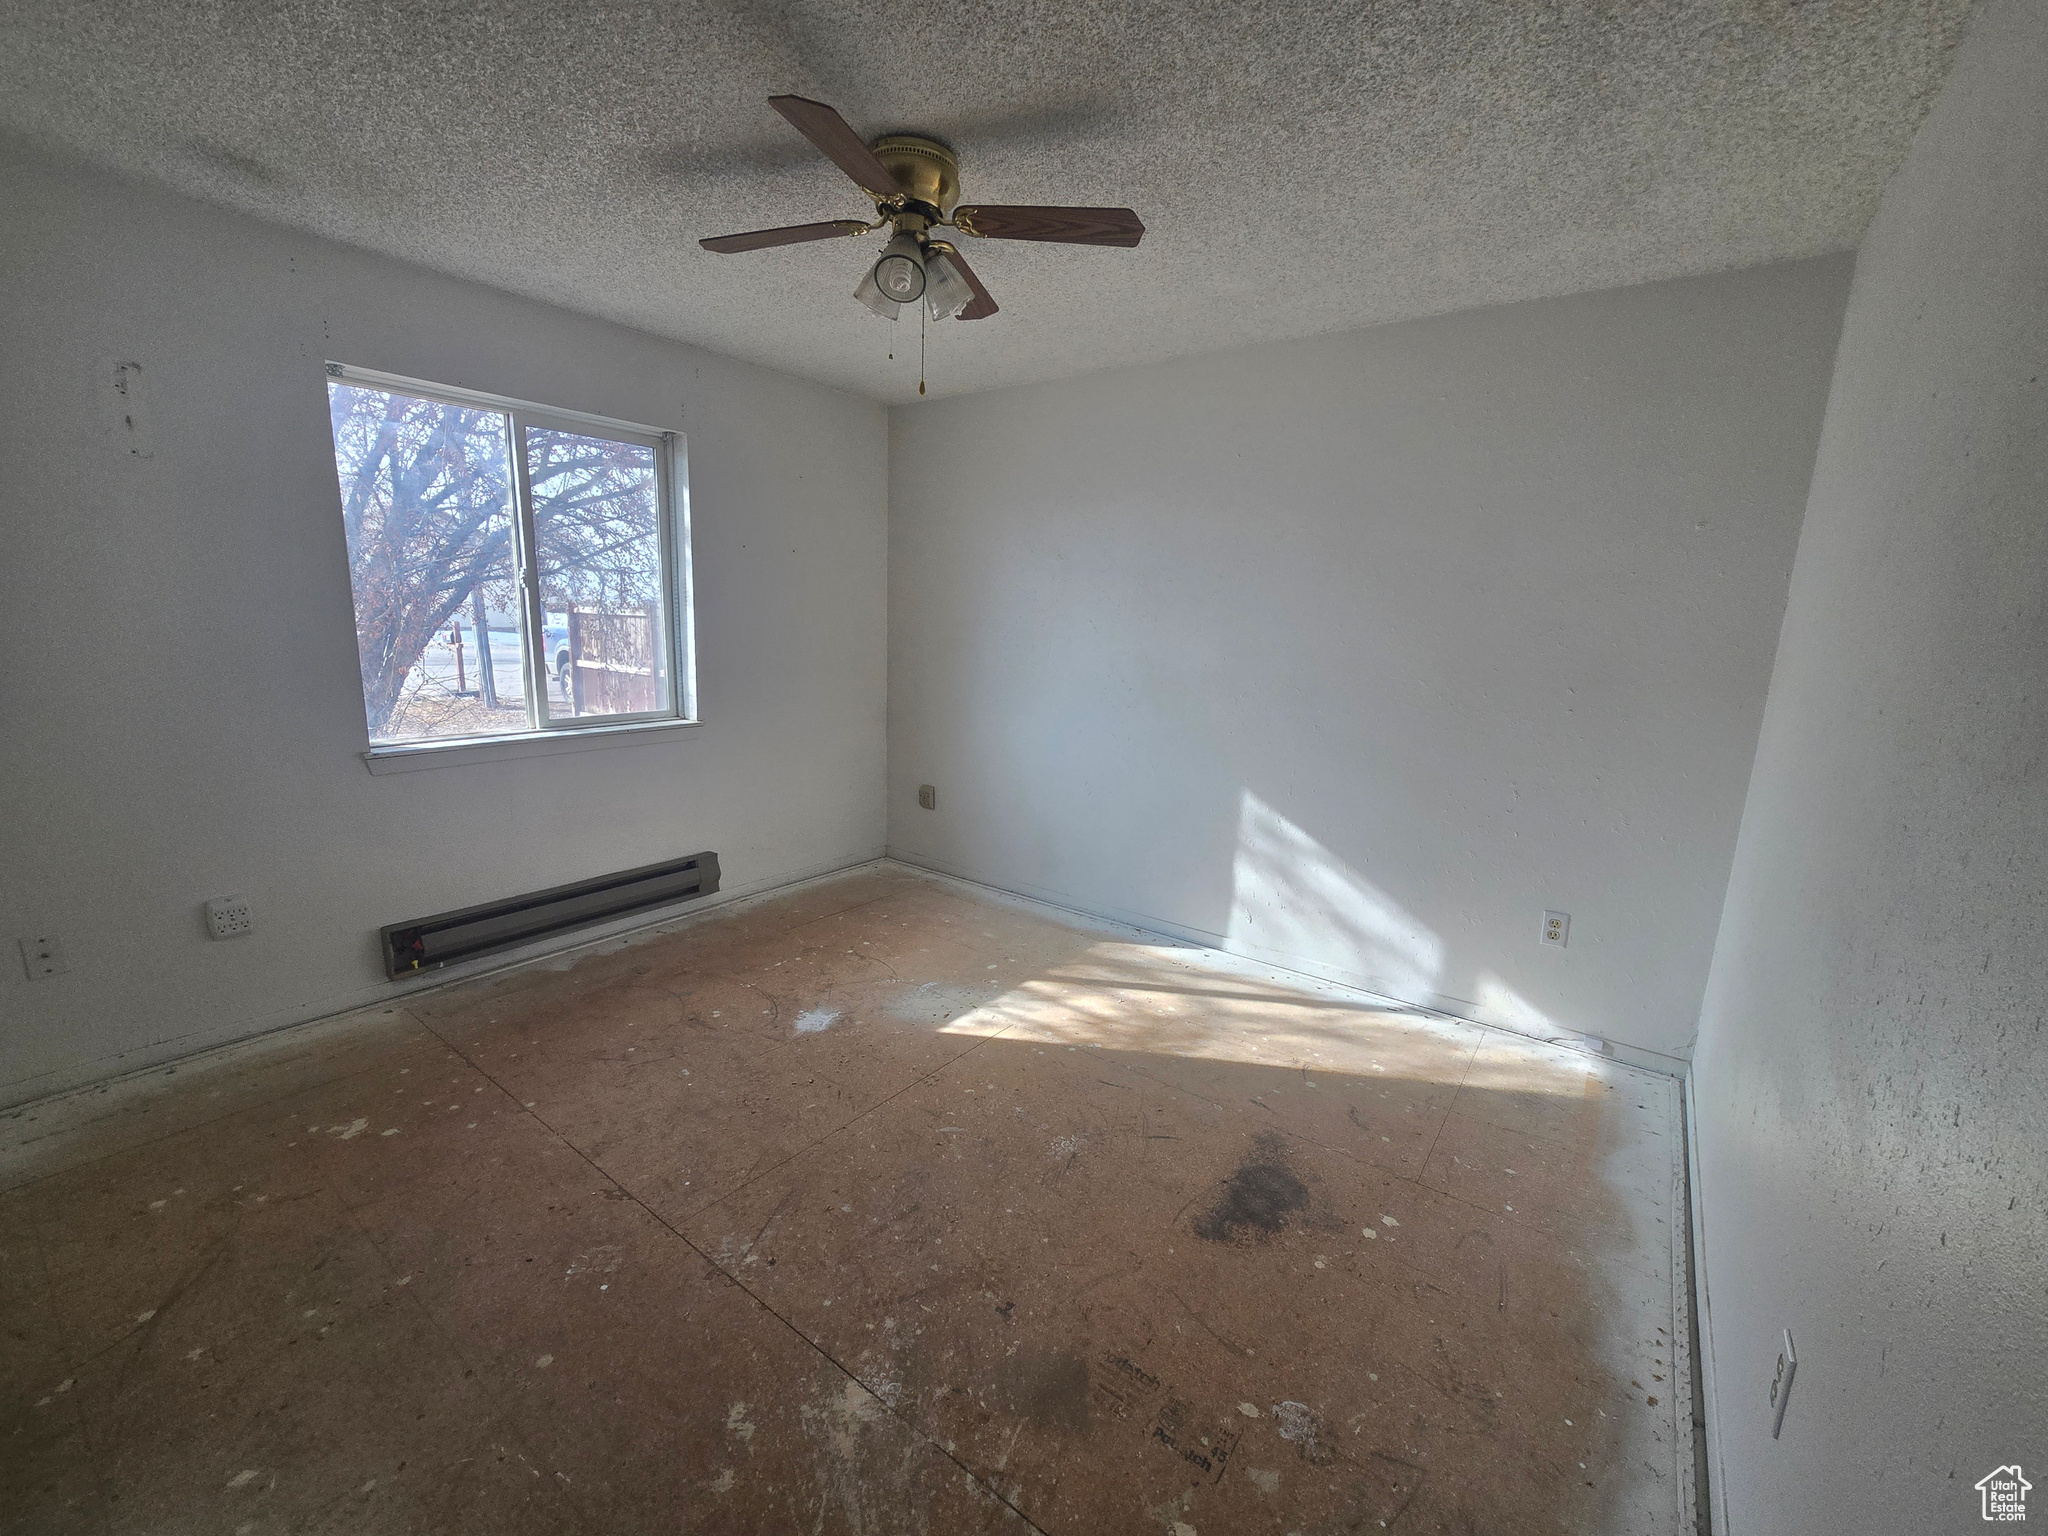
[[943, 245, 1000, 320], [952, 205, 1145, 247], [699, 220, 871, 253], [768, 95, 902, 200]]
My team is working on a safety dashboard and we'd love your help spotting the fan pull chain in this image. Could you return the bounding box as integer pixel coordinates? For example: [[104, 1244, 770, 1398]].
[[919, 303, 927, 396]]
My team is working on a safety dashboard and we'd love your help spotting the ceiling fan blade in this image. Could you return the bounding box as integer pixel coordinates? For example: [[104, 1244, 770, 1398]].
[[699, 219, 871, 253], [768, 95, 903, 201], [944, 245, 1000, 320], [952, 205, 1145, 247]]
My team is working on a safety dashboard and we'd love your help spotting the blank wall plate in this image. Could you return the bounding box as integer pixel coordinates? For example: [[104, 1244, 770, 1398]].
[[1542, 910, 1570, 947], [18, 935, 68, 980], [1768, 1329, 1797, 1438], [205, 895, 254, 940]]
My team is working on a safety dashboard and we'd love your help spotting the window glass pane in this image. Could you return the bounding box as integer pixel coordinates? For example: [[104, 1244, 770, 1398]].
[[524, 425, 670, 721], [327, 382, 528, 743]]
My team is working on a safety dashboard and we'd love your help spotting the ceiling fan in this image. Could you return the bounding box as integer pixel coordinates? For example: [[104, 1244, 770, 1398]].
[[700, 96, 1146, 324]]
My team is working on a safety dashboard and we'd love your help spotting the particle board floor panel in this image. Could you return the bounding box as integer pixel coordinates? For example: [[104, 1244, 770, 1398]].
[[0, 862, 1694, 1535]]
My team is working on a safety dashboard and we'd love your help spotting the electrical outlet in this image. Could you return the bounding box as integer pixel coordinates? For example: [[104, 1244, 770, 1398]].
[[205, 895, 254, 940], [18, 935, 68, 980], [917, 784, 936, 810], [1768, 1329, 1797, 1438], [1542, 910, 1570, 948]]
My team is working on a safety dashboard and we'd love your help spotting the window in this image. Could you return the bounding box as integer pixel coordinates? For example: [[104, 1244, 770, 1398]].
[[323, 366, 692, 750]]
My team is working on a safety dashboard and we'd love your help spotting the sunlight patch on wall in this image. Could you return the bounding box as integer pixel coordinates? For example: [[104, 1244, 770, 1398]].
[[1223, 792, 1444, 1000], [1474, 971, 1567, 1042]]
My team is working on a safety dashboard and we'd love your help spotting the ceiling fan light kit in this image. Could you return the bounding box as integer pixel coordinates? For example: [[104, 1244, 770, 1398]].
[[701, 95, 1145, 338]]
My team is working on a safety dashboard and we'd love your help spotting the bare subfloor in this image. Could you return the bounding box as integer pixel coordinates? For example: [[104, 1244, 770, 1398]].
[[2, 865, 1695, 1534]]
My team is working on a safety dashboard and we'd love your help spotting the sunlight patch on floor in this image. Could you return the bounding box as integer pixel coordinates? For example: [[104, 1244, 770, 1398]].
[[935, 937, 1593, 1098]]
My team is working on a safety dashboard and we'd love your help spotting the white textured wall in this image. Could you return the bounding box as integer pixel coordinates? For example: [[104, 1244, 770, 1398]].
[[888, 260, 1850, 1061], [0, 147, 888, 1105], [1690, 2, 2048, 1530]]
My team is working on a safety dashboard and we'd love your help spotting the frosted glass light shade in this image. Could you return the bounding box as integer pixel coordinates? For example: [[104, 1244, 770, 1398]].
[[853, 264, 901, 320], [923, 247, 974, 320], [872, 233, 926, 304]]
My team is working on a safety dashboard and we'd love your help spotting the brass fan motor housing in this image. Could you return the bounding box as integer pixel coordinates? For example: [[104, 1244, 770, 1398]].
[[871, 135, 960, 217]]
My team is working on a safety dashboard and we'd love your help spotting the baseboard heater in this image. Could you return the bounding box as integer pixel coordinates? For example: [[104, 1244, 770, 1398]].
[[380, 851, 720, 979]]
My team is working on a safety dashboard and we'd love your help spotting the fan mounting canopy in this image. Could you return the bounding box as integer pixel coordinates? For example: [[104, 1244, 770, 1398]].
[[871, 136, 959, 217]]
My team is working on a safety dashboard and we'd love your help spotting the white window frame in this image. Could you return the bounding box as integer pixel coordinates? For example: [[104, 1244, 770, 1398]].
[[326, 363, 698, 771]]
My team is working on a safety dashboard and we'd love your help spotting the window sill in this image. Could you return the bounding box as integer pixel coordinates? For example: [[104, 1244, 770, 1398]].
[[362, 718, 702, 775]]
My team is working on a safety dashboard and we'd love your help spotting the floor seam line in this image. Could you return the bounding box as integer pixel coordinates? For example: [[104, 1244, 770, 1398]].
[[421, 1017, 1054, 1536], [672, 1025, 1024, 1222], [1417, 1039, 1484, 1173]]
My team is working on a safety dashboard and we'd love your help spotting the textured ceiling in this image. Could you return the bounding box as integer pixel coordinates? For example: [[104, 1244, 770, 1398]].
[[1, 0, 1976, 403]]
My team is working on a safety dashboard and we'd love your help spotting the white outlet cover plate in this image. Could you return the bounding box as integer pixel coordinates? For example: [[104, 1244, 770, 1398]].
[[1541, 910, 1570, 947], [205, 896, 254, 939]]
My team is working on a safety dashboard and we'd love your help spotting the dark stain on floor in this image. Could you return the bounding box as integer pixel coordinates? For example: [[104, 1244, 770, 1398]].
[[995, 1349, 1092, 1432], [1191, 1130, 1309, 1243]]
